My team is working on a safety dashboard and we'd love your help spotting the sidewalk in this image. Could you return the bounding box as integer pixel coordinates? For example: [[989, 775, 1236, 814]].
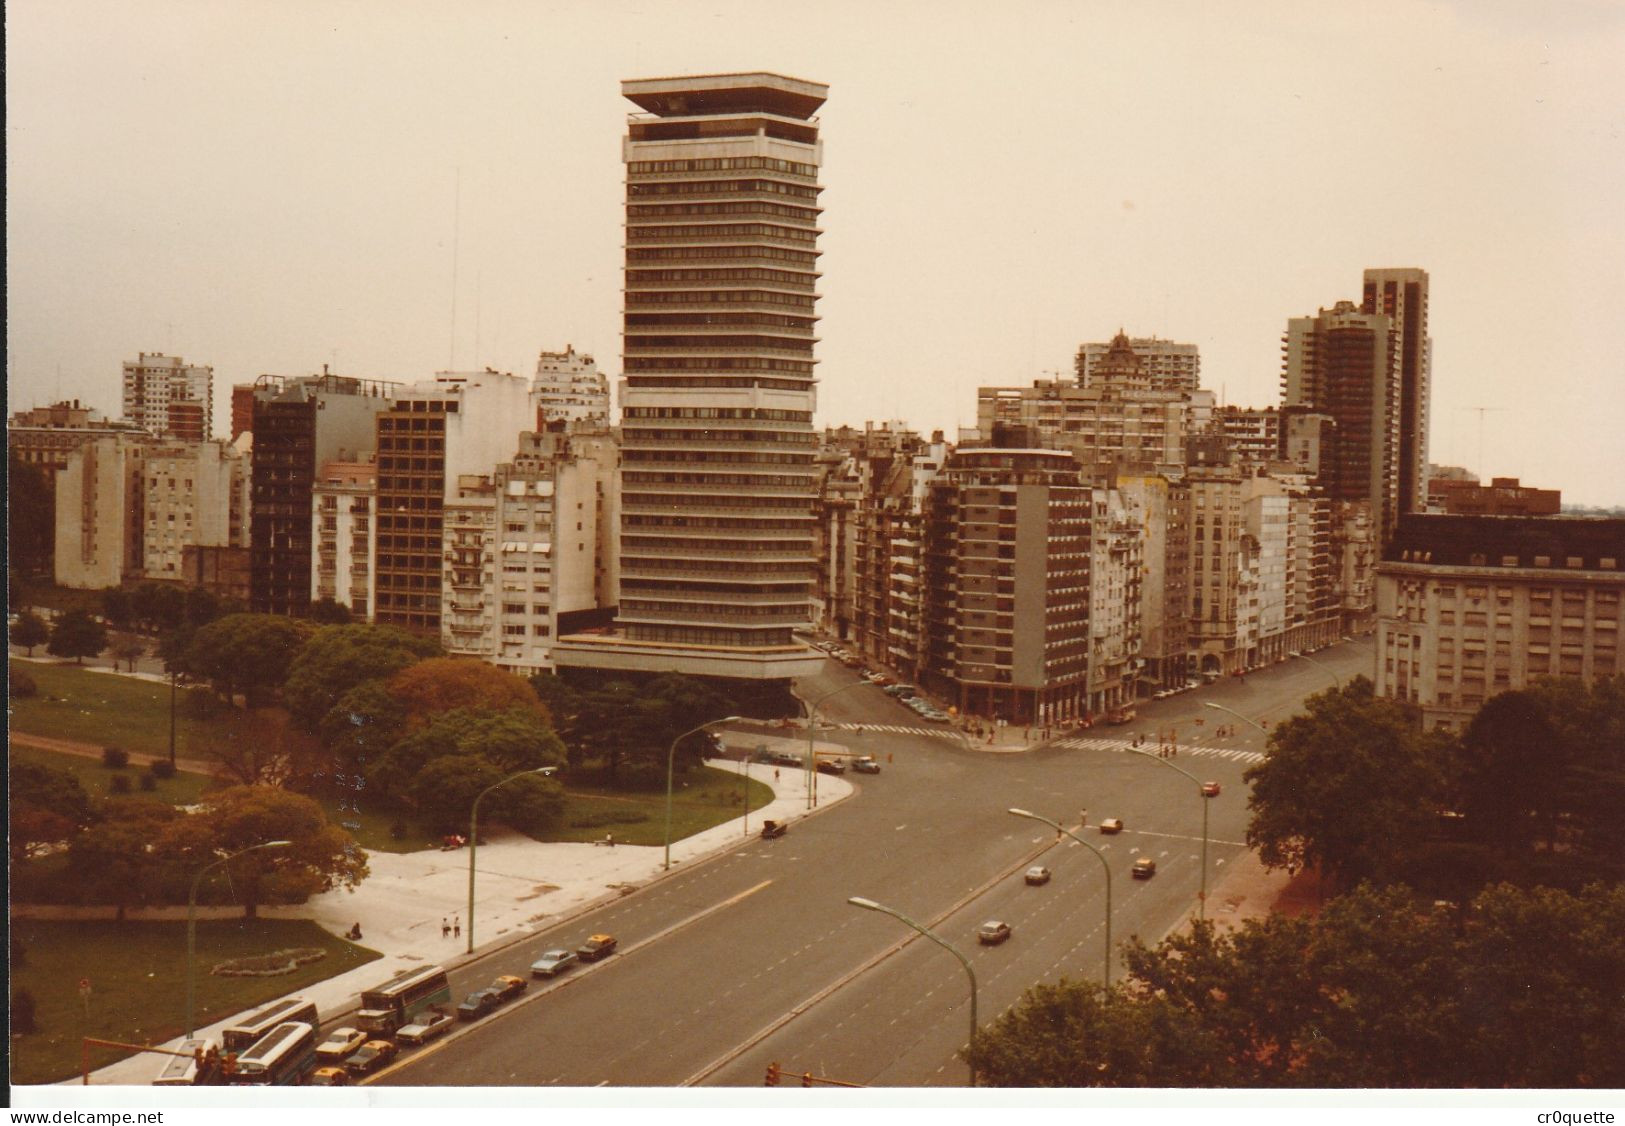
[[74, 757, 853, 1086]]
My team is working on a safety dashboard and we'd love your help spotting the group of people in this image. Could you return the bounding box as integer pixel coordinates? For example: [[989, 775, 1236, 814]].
[[441, 916, 461, 939]]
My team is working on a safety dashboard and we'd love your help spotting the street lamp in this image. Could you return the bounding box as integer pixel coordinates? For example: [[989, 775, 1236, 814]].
[[1126, 747, 1211, 921], [847, 896, 979, 1086], [664, 716, 742, 871], [467, 767, 556, 954], [1289, 650, 1341, 689], [1203, 700, 1268, 734], [1007, 808, 1112, 986], [806, 681, 867, 810], [187, 840, 292, 1037]]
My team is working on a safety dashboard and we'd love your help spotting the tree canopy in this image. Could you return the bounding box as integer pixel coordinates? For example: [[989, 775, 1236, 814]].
[[10, 762, 95, 863], [46, 609, 107, 663], [388, 657, 550, 728], [185, 613, 314, 703], [283, 623, 443, 732], [10, 609, 50, 655]]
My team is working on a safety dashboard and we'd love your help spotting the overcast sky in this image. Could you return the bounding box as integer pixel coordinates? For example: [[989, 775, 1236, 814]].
[[8, 0, 1624, 505]]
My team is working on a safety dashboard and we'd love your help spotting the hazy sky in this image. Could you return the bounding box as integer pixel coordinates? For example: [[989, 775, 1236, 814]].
[[8, 0, 1624, 505]]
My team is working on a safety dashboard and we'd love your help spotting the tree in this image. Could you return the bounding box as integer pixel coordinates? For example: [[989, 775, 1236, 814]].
[[10, 609, 50, 655], [109, 631, 147, 672], [307, 597, 352, 624], [46, 608, 107, 664], [8, 448, 53, 578], [1244, 677, 1445, 886], [405, 754, 565, 835], [185, 613, 314, 704], [387, 657, 550, 728], [10, 761, 94, 863], [160, 786, 368, 918], [67, 798, 180, 920], [130, 581, 187, 633], [284, 623, 442, 733], [101, 587, 135, 630], [373, 707, 565, 800]]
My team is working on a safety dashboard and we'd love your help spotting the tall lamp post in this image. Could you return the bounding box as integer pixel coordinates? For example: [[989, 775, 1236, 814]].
[[1126, 747, 1211, 921], [806, 682, 867, 810], [1204, 700, 1268, 734], [467, 767, 555, 954], [1007, 808, 1113, 986], [848, 896, 979, 1087], [187, 840, 291, 1037], [168, 667, 178, 767], [664, 716, 742, 871], [1288, 650, 1341, 689]]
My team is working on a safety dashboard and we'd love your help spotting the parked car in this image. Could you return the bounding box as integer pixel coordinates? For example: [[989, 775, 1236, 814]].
[[769, 750, 803, 768], [457, 989, 501, 1021], [977, 920, 1013, 945], [577, 933, 619, 962], [344, 1039, 398, 1076], [1098, 817, 1124, 834], [530, 949, 578, 978], [1132, 857, 1158, 879], [314, 1026, 368, 1063], [489, 974, 528, 1002], [395, 1009, 455, 1045], [816, 758, 846, 775], [760, 819, 787, 839], [852, 756, 881, 774], [884, 684, 916, 697], [1024, 866, 1051, 886], [1201, 781, 1221, 797], [308, 1067, 351, 1087]]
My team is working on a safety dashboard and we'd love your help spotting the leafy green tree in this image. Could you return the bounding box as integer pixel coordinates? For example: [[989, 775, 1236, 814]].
[[130, 581, 186, 633], [387, 657, 550, 728], [67, 798, 180, 920], [1244, 677, 1445, 886], [109, 631, 146, 671], [284, 623, 442, 732], [8, 449, 53, 578], [307, 597, 352, 624], [185, 613, 314, 703], [318, 679, 409, 776], [405, 754, 564, 834], [372, 707, 565, 799], [101, 586, 135, 629], [10, 609, 50, 655], [46, 608, 107, 664], [9, 761, 95, 863], [159, 786, 368, 918]]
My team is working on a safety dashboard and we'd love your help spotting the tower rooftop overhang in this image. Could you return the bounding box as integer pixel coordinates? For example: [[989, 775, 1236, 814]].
[[623, 72, 827, 120]]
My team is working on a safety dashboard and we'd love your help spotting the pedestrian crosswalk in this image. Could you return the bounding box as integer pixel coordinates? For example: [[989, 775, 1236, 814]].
[[836, 722, 967, 741], [1051, 735, 1265, 764]]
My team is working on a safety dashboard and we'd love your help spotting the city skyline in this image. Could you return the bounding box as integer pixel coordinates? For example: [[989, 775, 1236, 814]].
[[7, 1, 1624, 505]]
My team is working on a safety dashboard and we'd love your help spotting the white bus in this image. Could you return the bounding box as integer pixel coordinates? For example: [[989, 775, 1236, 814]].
[[152, 1038, 218, 1087], [221, 997, 320, 1052], [358, 965, 452, 1035], [230, 1021, 317, 1086]]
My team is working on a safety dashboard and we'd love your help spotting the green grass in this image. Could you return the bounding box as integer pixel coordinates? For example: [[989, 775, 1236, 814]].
[[9, 917, 381, 1086], [10, 744, 212, 806], [547, 764, 774, 845], [9, 658, 273, 762]]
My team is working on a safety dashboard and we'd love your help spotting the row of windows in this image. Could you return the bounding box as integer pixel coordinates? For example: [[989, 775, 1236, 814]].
[[628, 624, 795, 646], [625, 406, 813, 422], [627, 222, 816, 244], [624, 492, 811, 510], [627, 201, 819, 224], [625, 313, 816, 331], [627, 289, 815, 312], [627, 246, 819, 267], [627, 266, 814, 288], [624, 471, 811, 488], [625, 356, 813, 374], [628, 179, 820, 201], [623, 449, 814, 466], [628, 156, 817, 178], [626, 333, 814, 351]]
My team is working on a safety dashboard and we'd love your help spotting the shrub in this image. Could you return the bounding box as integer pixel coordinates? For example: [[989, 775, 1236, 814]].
[[9, 669, 37, 698], [566, 810, 651, 830], [13, 988, 37, 1034], [139, 773, 158, 792], [148, 759, 177, 780], [110, 774, 133, 794], [102, 746, 129, 769]]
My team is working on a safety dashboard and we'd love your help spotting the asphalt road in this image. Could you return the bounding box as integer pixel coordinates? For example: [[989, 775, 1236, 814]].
[[373, 640, 1374, 1088]]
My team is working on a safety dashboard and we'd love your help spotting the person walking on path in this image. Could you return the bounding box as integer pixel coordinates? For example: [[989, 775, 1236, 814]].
[[442, 917, 450, 939], [453, 916, 460, 939]]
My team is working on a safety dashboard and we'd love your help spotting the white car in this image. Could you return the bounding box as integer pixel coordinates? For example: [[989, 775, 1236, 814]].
[[395, 1010, 455, 1046], [530, 949, 579, 978], [314, 1026, 368, 1062]]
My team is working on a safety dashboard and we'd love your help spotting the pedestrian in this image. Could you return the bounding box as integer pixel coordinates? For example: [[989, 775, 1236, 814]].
[[442, 917, 450, 939], [774, 768, 780, 782], [453, 916, 460, 938]]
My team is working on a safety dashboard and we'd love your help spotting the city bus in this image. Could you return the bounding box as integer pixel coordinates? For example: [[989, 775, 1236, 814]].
[[220, 997, 320, 1052], [152, 1037, 219, 1087], [229, 1021, 317, 1086], [357, 965, 452, 1035]]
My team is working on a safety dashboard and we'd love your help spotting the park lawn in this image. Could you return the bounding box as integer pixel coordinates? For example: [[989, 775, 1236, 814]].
[[10, 744, 212, 806], [548, 764, 774, 845], [8, 658, 272, 762], [9, 917, 381, 1086]]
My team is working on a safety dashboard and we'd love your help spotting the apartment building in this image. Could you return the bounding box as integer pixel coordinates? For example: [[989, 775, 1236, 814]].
[[1076, 335, 1201, 395], [532, 346, 610, 426], [1375, 514, 1624, 731], [142, 438, 251, 582], [1119, 470, 1192, 692], [311, 461, 377, 618], [1427, 476, 1561, 516], [123, 352, 213, 441], [54, 434, 148, 589]]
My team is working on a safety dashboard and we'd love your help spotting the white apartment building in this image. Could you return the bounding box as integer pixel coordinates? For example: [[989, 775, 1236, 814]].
[[311, 461, 377, 618], [532, 346, 610, 426], [1076, 335, 1201, 394], [55, 435, 148, 589], [142, 438, 251, 581], [123, 353, 213, 441]]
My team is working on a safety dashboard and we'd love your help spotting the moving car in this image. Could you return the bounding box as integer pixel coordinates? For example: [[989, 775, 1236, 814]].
[[394, 1009, 455, 1045], [1099, 817, 1124, 834], [852, 756, 881, 774], [456, 989, 501, 1021], [577, 934, 619, 962], [308, 1067, 351, 1087], [344, 1039, 398, 1076], [1132, 857, 1158, 879], [816, 758, 846, 775], [529, 949, 578, 978], [314, 1026, 368, 1063], [489, 974, 528, 1002], [977, 920, 1013, 945], [760, 819, 787, 839], [1024, 866, 1051, 886], [1201, 781, 1222, 797]]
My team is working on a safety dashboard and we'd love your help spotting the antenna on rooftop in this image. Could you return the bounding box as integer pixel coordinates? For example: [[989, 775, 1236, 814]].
[[1461, 405, 1507, 483], [448, 167, 462, 371]]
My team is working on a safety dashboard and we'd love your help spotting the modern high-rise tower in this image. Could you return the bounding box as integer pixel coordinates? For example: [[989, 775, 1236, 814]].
[[556, 73, 827, 680], [1361, 268, 1430, 520]]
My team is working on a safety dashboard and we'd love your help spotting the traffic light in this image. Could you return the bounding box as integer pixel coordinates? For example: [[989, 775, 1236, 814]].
[[764, 1061, 780, 1086]]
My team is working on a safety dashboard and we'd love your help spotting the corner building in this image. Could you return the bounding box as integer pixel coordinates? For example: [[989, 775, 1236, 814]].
[[574, 73, 827, 679]]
